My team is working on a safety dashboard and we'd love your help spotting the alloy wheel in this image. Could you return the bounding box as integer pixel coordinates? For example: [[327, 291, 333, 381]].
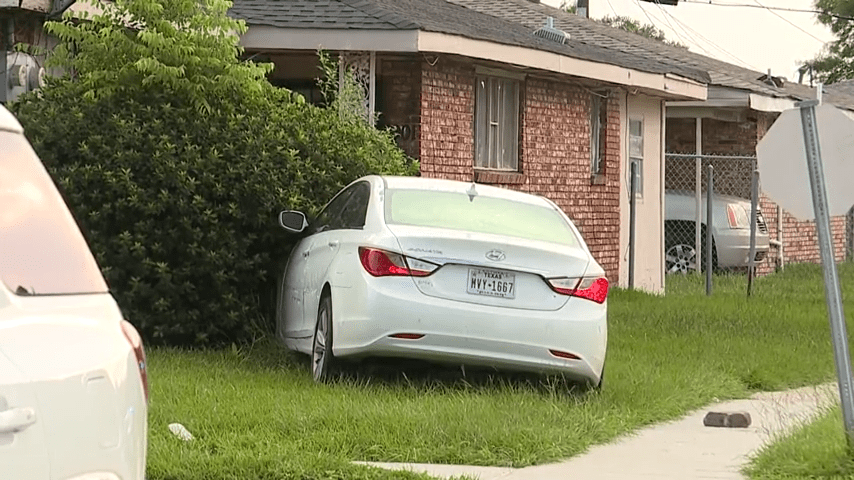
[[311, 296, 334, 383], [665, 243, 696, 274]]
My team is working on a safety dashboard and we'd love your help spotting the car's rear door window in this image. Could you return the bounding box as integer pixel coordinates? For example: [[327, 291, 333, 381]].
[[385, 189, 581, 247], [0, 131, 108, 296]]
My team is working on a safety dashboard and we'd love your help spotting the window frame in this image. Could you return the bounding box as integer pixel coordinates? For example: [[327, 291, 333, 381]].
[[474, 70, 522, 172], [629, 117, 644, 197], [590, 92, 609, 182]]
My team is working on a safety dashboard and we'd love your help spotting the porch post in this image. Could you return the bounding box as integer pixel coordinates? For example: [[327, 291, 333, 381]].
[[695, 117, 703, 271], [369, 51, 376, 124]]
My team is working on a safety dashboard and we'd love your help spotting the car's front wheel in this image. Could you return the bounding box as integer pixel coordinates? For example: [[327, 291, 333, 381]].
[[311, 294, 337, 383], [664, 223, 717, 274]]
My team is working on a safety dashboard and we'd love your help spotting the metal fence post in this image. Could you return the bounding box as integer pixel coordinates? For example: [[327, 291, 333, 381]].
[[629, 160, 637, 289], [706, 164, 714, 296], [747, 169, 759, 296], [695, 157, 703, 272]]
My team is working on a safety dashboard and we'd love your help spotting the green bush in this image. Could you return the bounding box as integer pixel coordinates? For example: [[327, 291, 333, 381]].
[[11, 83, 416, 345]]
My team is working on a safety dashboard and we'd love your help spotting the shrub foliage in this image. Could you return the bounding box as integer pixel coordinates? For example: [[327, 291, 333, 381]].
[[11, 0, 415, 345]]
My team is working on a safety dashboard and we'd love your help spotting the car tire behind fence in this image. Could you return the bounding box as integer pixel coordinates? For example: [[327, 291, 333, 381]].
[[311, 294, 337, 383], [664, 223, 717, 274]]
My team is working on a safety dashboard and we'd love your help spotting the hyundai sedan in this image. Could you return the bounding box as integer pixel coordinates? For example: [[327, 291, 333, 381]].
[[275, 176, 608, 387], [0, 105, 148, 480]]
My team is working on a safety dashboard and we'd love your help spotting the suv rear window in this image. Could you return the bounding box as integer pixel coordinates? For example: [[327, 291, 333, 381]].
[[384, 189, 581, 247], [0, 131, 108, 296]]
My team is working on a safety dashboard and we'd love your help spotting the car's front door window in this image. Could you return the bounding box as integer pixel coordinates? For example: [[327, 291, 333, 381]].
[[338, 182, 370, 229], [309, 189, 353, 235]]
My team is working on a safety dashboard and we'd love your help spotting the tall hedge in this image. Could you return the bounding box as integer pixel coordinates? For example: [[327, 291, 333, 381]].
[[11, 83, 416, 345]]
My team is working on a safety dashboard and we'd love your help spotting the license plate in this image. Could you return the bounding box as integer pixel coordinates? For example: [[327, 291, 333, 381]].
[[466, 268, 515, 299]]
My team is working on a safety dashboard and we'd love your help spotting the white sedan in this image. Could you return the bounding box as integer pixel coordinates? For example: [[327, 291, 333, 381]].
[[0, 105, 148, 480], [276, 176, 608, 387]]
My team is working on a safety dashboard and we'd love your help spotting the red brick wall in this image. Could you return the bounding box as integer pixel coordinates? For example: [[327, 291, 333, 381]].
[[419, 57, 622, 281], [666, 117, 757, 155], [419, 59, 475, 182], [665, 118, 695, 154], [758, 195, 848, 274]]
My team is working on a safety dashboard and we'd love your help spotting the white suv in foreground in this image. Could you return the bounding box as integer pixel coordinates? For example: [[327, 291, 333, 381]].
[[665, 190, 771, 273], [0, 105, 148, 480]]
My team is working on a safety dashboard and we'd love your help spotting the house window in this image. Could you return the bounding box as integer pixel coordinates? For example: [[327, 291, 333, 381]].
[[629, 118, 644, 196], [475, 75, 519, 171], [590, 93, 608, 180]]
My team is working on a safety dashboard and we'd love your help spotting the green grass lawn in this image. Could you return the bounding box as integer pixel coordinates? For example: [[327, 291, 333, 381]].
[[745, 406, 854, 479], [146, 263, 854, 480]]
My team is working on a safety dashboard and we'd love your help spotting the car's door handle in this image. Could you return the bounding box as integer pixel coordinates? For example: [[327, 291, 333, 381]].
[[302, 251, 310, 258], [0, 407, 36, 434], [328, 241, 339, 248]]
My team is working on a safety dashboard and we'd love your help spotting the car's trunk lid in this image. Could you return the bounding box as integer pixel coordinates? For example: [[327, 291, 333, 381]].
[[388, 225, 591, 311]]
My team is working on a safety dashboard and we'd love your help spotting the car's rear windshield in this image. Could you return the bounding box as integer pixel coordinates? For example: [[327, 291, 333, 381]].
[[384, 188, 581, 247], [0, 131, 108, 296]]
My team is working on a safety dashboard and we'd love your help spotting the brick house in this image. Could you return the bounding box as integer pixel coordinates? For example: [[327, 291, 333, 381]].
[[447, 0, 854, 279], [230, 0, 710, 293], [658, 55, 854, 274]]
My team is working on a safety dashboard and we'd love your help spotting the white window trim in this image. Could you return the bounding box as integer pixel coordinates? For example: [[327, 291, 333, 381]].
[[590, 93, 608, 179], [474, 73, 521, 171]]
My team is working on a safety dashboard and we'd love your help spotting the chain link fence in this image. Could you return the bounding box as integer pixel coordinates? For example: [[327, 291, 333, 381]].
[[664, 153, 770, 276]]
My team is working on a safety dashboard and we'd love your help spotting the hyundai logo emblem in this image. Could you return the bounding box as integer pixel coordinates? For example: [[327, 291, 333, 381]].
[[485, 249, 506, 262]]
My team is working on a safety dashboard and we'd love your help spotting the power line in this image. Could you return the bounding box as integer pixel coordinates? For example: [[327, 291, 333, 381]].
[[605, 0, 620, 18], [678, 0, 854, 22], [674, 16, 760, 69], [638, 0, 759, 69], [749, 0, 828, 43], [635, 0, 715, 56], [657, 6, 708, 50], [652, 0, 692, 47]]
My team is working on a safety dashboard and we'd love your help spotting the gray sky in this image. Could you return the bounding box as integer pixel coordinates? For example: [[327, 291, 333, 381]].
[[541, 0, 833, 83]]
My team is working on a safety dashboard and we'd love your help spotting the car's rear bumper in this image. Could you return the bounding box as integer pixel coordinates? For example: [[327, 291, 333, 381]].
[[330, 278, 607, 384]]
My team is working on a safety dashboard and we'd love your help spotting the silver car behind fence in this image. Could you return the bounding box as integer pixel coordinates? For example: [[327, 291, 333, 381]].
[[664, 153, 771, 274]]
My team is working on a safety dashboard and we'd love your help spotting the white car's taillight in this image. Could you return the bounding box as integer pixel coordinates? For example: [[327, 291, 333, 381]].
[[358, 247, 439, 277], [121, 320, 149, 403], [547, 276, 609, 304]]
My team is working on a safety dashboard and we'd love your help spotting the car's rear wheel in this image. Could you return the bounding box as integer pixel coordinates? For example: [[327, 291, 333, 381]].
[[311, 294, 337, 383]]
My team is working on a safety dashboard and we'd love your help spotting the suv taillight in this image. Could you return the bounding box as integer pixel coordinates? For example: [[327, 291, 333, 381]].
[[121, 320, 148, 403]]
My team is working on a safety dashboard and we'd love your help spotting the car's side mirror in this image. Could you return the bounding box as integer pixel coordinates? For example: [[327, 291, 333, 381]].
[[279, 211, 308, 234]]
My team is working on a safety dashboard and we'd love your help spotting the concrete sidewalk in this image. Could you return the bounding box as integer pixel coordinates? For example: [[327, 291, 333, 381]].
[[358, 384, 838, 480]]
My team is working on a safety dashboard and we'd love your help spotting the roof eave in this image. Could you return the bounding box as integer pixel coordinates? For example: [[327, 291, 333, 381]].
[[666, 86, 799, 113], [239, 26, 707, 100]]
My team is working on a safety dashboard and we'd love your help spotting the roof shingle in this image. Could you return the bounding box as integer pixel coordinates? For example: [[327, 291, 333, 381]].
[[229, 0, 711, 83]]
